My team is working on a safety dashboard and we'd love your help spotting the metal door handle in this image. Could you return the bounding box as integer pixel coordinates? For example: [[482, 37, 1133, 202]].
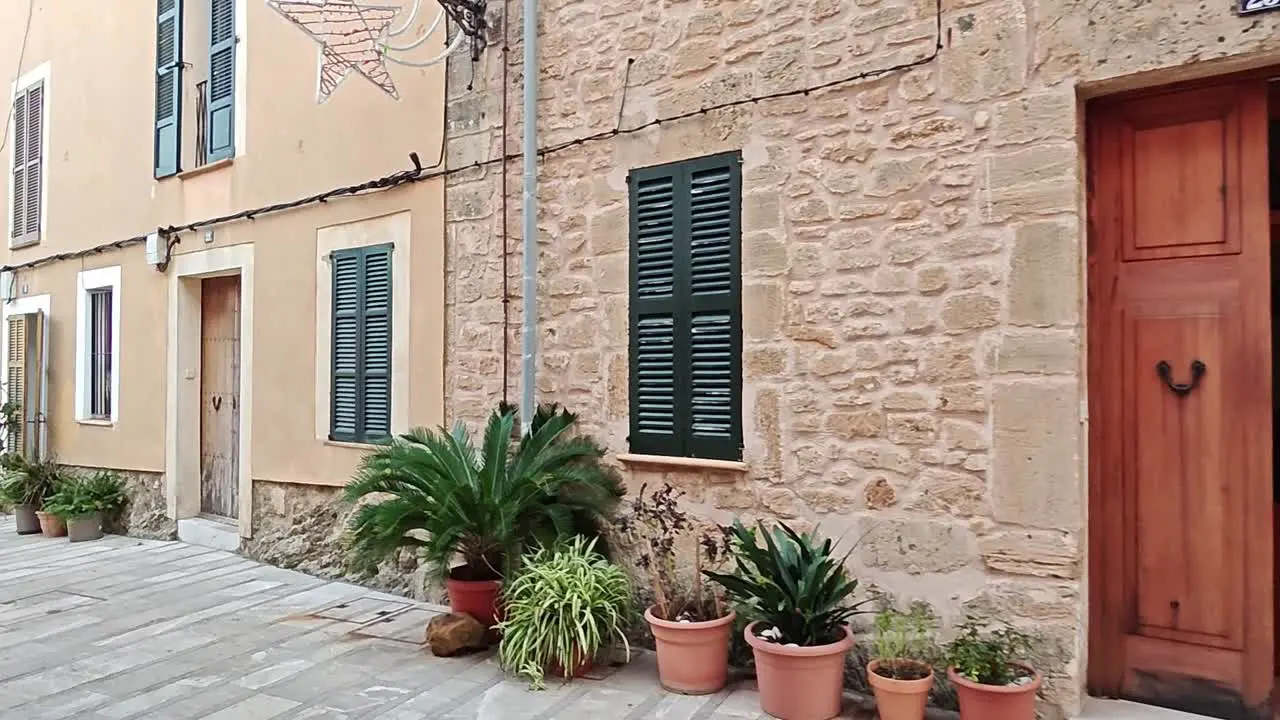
[[1155, 360, 1206, 398]]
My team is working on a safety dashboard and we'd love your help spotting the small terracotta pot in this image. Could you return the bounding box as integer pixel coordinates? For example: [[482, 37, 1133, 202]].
[[67, 512, 104, 543], [35, 511, 66, 538], [445, 568, 502, 628], [745, 621, 854, 720], [645, 606, 735, 695], [947, 665, 1042, 720], [867, 659, 933, 720], [14, 504, 41, 534]]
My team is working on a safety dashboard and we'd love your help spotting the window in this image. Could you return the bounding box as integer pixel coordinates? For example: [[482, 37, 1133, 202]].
[[330, 244, 392, 443], [10, 76, 45, 247], [75, 267, 121, 423], [628, 152, 743, 461], [154, 0, 236, 177]]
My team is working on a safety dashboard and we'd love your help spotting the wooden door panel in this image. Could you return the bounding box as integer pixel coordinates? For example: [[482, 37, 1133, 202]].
[[199, 275, 241, 519], [1088, 79, 1273, 719], [1125, 305, 1241, 650], [1121, 86, 1243, 261]]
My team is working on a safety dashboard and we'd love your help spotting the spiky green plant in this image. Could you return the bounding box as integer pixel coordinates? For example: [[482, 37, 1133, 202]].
[[44, 470, 126, 519], [703, 520, 873, 647], [497, 536, 632, 689], [343, 406, 623, 581], [0, 455, 61, 508]]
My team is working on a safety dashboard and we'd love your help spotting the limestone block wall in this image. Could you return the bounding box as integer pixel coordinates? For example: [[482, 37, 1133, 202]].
[[442, 0, 1280, 716]]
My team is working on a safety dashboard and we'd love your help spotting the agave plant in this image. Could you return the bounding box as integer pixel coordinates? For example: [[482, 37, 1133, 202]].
[[703, 520, 873, 646], [497, 536, 632, 689], [343, 405, 623, 581]]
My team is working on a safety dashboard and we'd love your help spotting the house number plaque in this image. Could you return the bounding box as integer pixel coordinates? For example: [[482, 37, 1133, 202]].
[[1241, 0, 1280, 15]]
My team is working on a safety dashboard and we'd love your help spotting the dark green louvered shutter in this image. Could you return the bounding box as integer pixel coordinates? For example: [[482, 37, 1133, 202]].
[[206, 0, 235, 162], [628, 152, 742, 461], [154, 0, 183, 178], [330, 245, 393, 443]]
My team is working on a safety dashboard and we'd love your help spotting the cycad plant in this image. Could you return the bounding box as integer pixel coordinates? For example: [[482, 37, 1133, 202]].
[[703, 520, 873, 646], [497, 536, 632, 689], [343, 405, 623, 581]]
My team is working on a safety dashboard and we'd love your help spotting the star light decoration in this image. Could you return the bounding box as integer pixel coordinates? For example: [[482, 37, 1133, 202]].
[[268, 0, 402, 103]]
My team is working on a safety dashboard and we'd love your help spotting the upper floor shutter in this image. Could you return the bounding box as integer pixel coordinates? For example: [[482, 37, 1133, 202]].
[[11, 92, 26, 242], [206, 0, 235, 162], [155, 0, 184, 178], [10, 83, 42, 246]]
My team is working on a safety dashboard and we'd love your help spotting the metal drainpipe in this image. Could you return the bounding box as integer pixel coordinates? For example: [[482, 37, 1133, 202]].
[[519, 0, 538, 433]]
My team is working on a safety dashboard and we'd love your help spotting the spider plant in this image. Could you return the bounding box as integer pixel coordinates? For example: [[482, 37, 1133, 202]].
[[343, 405, 623, 581], [703, 520, 873, 646], [497, 536, 632, 689]]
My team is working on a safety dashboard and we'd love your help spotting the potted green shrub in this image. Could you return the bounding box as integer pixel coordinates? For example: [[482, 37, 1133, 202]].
[[704, 521, 872, 720], [615, 482, 735, 695], [945, 620, 1041, 720], [0, 455, 62, 536], [45, 471, 125, 542], [496, 536, 631, 689], [867, 607, 936, 720], [344, 405, 622, 628]]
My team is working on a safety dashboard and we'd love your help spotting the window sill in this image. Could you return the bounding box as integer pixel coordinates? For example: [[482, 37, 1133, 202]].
[[177, 157, 234, 180], [76, 418, 115, 427], [9, 235, 40, 250], [324, 439, 379, 451], [616, 453, 748, 474]]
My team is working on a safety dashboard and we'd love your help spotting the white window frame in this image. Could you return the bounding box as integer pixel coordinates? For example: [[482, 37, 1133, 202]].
[[314, 212, 410, 442], [8, 61, 50, 248], [75, 266, 121, 424]]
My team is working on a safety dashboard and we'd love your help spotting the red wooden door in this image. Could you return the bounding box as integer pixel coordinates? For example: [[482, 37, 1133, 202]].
[[1088, 81, 1274, 719], [199, 275, 241, 519]]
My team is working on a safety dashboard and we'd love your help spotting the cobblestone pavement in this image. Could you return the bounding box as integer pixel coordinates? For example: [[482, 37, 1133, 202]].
[[0, 516, 880, 719]]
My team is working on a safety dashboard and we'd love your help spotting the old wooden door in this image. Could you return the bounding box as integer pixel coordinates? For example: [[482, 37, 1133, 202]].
[[199, 275, 240, 519], [1088, 81, 1274, 718]]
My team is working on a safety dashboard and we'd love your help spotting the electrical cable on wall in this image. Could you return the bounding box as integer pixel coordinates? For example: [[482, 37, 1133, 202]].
[[1, 0, 942, 276], [0, 0, 36, 158]]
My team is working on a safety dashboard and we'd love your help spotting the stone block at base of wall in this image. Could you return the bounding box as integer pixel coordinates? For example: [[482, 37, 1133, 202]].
[[62, 466, 175, 540], [241, 480, 438, 602]]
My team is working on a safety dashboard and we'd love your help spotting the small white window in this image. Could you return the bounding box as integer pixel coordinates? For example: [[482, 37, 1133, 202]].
[[75, 266, 120, 424]]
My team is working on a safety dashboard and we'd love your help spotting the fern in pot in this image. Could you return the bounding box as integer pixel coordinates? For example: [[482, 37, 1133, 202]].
[[615, 482, 734, 695], [343, 405, 622, 628], [868, 607, 937, 720], [945, 619, 1041, 720], [704, 520, 873, 720], [0, 456, 65, 537], [496, 536, 632, 689], [45, 471, 126, 542]]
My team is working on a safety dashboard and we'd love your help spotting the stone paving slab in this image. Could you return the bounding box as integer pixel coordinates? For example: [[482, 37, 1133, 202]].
[[0, 515, 878, 719]]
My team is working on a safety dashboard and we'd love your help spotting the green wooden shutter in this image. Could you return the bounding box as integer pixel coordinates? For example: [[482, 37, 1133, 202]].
[[685, 157, 742, 460], [330, 250, 361, 442], [155, 0, 183, 178], [206, 0, 235, 162], [10, 90, 26, 241], [361, 246, 392, 440], [628, 153, 742, 461], [330, 244, 393, 443]]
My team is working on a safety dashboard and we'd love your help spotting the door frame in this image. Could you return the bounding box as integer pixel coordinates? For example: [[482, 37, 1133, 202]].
[[165, 243, 255, 538], [1085, 72, 1276, 716]]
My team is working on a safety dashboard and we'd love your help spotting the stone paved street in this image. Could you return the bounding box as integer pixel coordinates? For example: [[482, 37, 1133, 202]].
[[0, 517, 876, 720]]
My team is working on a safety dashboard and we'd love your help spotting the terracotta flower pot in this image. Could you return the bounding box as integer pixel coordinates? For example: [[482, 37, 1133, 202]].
[[947, 665, 1042, 720], [867, 659, 933, 720], [445, 568, 502, 628], [35, 511, 66, 538], [14, 504, 40, 534], [745, 621, 854, 720], [645, 606, 735, 695], [67, 512, 104, 543]]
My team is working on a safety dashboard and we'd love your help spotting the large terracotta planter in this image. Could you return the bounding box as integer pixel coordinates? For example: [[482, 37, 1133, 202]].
[[67, 512, 104, 543], [14, 504, 40, 534], [645, 606, 734, 695], [947, 665, 1042, 720], [745, 621, 854, 720], [867, 659, 933, 720], [446, 568, 502, 628], [35, 511, 65, 538]]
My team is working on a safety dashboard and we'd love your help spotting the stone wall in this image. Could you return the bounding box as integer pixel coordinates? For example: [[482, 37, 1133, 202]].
[[240, 481, 438, 602], [441, 0, 1280, 717]]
